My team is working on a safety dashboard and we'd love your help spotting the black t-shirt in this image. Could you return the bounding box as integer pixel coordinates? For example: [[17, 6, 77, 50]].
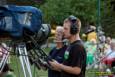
[[61, 40, 86, 77], [48, 45, 67, 77]]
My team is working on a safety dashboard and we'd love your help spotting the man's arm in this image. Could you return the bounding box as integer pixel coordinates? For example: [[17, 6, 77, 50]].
[[49, 44, 85, 75], [60, 63, 81, 75], [49, 61, 81, 75]]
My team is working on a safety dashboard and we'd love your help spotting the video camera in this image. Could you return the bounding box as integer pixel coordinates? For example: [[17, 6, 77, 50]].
[[0, 5, 52, 70]]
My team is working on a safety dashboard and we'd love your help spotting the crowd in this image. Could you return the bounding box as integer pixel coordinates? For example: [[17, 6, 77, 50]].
[[48, 18, 115, 77]]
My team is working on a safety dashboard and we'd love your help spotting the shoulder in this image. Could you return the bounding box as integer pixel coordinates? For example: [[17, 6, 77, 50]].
[[72, 41, 85, 50], [49, 47, 56, 55], [70, 41, 86, 56]]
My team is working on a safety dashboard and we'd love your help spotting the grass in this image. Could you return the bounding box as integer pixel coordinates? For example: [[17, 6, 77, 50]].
[[8, 47, 100, 77], [9, 48, 51, 77]]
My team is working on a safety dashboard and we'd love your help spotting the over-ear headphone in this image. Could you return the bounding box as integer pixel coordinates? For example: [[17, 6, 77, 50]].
[[68, 15, 78, 35]]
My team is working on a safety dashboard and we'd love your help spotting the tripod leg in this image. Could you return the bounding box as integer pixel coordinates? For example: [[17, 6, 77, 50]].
[[0, 46, 9, 72], [18, 47, 27, 77], [0, 53, 9, 72], [18, 43, 32, 77], [23, 46, 32, 77]]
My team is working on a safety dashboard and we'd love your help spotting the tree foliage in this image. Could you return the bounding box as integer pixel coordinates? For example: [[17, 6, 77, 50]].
[[39, 0, 97, 26], [101, 0, 115, 38], [37, 0, 115, 37]]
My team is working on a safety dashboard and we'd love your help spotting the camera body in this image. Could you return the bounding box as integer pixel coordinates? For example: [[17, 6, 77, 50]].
[[0, 5, 51, 70], [0, 5, 42, 38]]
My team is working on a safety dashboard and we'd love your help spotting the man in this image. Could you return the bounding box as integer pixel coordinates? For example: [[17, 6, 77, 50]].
[[48, 26, 67, 77], [49, 15, 86, 77]]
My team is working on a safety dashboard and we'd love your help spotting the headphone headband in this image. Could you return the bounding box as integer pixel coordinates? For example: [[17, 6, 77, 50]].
[[68, 15, 77, 23]]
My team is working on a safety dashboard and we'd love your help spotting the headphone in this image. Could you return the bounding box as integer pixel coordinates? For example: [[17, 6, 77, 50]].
[[68, 15, 78, 35]]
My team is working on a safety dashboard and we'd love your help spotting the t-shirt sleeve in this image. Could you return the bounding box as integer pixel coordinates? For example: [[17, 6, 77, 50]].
[[70, 45, 85, 68]]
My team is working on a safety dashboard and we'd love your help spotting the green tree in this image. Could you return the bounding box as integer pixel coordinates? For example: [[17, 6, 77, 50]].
[[101, 0, 115, 37], [38, 0, 115, 37], [39, 0, 97, 26]]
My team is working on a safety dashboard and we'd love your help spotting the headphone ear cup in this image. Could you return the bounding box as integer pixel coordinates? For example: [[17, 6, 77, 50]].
[[67, 15, 78, 35], [70, 24, 78, 35]]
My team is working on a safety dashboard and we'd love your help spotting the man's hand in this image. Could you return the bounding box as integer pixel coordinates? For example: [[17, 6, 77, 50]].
[[49, 60, 81, 75], [49, 60, 61, 71]]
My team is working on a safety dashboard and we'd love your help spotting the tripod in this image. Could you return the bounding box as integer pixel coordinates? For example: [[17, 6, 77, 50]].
[[16, 43, 32, 77], [0, 42, 33, 77], [0, 44, 10, 72]]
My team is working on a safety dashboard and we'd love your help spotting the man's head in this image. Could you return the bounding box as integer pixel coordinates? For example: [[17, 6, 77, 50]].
[[106, 37, 111, 45], [55, 26, 64, 42], [63, 15, 81, 39]]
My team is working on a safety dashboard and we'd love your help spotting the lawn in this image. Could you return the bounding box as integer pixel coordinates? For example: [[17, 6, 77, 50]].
[[8, 47, 100, 77], [9, 48, 50, 77]]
